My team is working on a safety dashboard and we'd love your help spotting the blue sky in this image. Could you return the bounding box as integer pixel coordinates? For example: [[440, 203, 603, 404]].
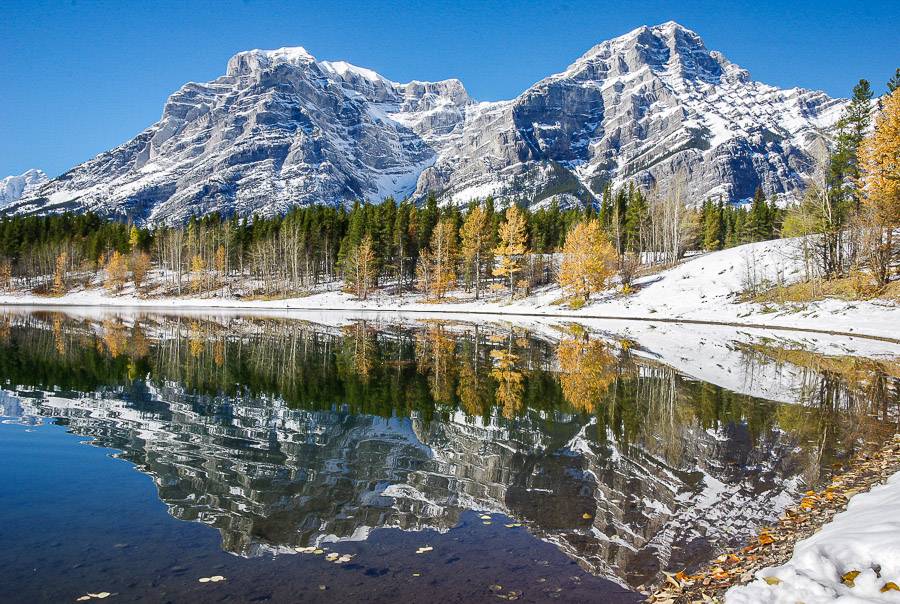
[[2, 0, 898, 178]]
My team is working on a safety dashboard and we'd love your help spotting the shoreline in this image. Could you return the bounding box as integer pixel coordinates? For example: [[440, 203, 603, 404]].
[[647, 434, 900, 603], [1, 297, 899, 345]]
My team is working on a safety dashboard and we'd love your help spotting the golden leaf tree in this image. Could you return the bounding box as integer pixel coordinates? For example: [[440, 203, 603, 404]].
[[104, 250, 128, 292], [559, 220, 618, 301], [430, 219, 458, 298], [460, 204, 493, 300], [858, 87, 900, 285], [131, 251, 151, 292], [343, 234, 377, 300], [190, 254, 206, 294], [53, 251, 68, 295], [417, 219, 457, 299], [493, 205, 528, 299]]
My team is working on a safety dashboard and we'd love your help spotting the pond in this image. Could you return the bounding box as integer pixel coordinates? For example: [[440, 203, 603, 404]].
[[0, 310, 897, 603]]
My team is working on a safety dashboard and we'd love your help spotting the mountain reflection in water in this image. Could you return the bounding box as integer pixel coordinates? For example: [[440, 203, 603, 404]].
[[1, 311, 897, 593]]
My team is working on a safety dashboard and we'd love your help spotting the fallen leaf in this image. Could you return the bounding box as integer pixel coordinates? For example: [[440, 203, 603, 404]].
[[842, 570, 861, 587], [882, 582, 900, 592], [764, 576, 782, 585]]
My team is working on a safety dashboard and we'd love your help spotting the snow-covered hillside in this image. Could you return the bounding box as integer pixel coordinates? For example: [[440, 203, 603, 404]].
[[1, 237, 896, 344], [0, 169, 48, 207], [9, 22, 845, 224]]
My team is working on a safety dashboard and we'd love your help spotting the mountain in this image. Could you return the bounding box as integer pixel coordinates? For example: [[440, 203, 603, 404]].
[[0, 169, 48, 207], [10, 22, 845, 224]]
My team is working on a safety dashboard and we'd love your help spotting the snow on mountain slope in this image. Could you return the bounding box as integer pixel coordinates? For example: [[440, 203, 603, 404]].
[[425, 21, 844, 206], [0, 169, 48, 207], [9, 22, 845, 223]]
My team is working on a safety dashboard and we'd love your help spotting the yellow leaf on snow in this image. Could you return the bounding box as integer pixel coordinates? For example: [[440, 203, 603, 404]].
[[842, 570, 861, 587], [882, 582, 900, 592], [764, 576, 782, 585]]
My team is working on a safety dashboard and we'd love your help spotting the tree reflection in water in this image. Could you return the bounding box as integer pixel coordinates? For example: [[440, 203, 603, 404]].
[[0, 311, 896, 589]]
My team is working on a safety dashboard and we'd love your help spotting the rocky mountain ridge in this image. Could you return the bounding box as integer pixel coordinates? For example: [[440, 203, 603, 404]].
[[0, 168, 48, 207], [9, 22, 845, 224]]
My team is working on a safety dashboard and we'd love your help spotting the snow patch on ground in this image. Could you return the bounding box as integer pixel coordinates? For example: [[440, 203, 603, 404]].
[[726, 470, 900, 603]]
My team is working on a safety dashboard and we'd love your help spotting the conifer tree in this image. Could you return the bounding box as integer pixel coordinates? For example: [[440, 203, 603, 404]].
[[426, 219, 458, 299], [858, 88, 900, 284], [493, 205, 528, 299], [342, 234, 377, 300], [558, 220, 617, 302], [460, 203, 492, 299], [888, 69, 900, 94]]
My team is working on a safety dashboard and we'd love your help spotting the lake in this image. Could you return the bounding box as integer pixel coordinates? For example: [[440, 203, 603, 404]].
[[0, 309, 897, 603]]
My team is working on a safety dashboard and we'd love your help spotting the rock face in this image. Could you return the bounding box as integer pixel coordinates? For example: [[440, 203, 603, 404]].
[[11, 22, 844, 224], [0, 169, 48, 207]]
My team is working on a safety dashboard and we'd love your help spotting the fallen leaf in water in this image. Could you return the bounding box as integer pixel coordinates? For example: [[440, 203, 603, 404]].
[[582, 513, 592, 520], [313, 549, 325, 555], [416, 546, 433, 554], [209, 576, 225, 583], [842, 570, 861, 587], [198, 578, 211, 583], [489, 584, 503, 592], [412, 572, 421, 577], [338, 554, 353, 563], [76, 597, 92, 602], [325, 553, 339, 561], [483, 521, 493, 525]]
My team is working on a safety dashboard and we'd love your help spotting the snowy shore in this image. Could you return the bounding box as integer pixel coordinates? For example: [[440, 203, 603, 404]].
[[2, 238, 897, 342]]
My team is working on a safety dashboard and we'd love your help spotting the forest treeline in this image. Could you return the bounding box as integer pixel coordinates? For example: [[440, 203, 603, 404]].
[[1, 79, 897, 303]]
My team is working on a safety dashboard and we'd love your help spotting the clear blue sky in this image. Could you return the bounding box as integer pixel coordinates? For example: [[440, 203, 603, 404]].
[[2, 0, 898, 178]]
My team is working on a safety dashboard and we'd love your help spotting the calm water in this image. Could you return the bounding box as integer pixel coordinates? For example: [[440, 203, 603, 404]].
[[0, 311, 897, 603]]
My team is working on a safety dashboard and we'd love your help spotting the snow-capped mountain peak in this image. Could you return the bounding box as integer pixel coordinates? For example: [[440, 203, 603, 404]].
[[8, 22, 846, 224], [0, 169, 48, 208]]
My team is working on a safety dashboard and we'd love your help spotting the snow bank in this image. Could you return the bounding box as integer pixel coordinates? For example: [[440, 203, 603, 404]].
[[0, 237, 897, 342], [726, 470, 900, 603]]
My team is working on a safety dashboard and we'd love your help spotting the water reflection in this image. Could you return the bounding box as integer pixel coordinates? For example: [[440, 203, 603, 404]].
[[1, 311, 897, 590]]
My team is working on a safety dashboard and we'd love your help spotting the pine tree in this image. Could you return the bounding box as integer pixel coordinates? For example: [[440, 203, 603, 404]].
[[702, 199, 723, 251], [832, 79, 874, 211], [887, 68, 900, 93], [747, 187, 770, 242], [624, 185, 648, 253]]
